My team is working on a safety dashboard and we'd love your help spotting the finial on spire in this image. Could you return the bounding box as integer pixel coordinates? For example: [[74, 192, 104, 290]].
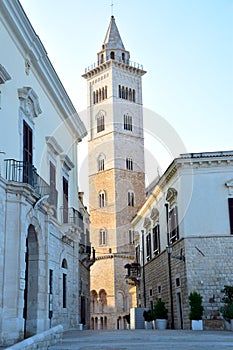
[[111, 1, 114, 16]]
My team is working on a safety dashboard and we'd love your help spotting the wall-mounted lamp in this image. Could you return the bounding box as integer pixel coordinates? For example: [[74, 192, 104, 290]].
[[166, 244, 185, 262]]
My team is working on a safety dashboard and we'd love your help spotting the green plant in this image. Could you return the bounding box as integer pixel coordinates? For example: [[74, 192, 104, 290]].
[[221, 285, 233, 322], [220, 302, 233, 323], [221, 286, 233, 304], [152, 299, 168, 320], [143, 309, 153, 322], [188, 291, 204, 320]]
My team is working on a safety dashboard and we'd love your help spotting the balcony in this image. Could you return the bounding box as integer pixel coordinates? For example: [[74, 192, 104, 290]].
[[124, 262, 141, 285], [4, 159, 50, 198], [85, 56, 144, 73], [60, 207, 84, 231]]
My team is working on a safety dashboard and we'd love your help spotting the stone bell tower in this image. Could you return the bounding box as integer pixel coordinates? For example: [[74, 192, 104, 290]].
[[83, 15, 146, 330]]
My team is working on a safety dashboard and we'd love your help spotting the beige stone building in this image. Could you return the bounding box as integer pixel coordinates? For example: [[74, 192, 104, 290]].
[[83, 16, 146, 329], [130, 151, 233, 330]]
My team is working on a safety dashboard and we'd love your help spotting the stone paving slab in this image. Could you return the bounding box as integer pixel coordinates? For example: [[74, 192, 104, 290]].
[[48, 329, 233, 350]]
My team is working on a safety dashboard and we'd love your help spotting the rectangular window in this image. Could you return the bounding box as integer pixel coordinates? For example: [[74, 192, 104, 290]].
[[136, 245, 140, 264], [128, 191, 134, 207], [169, 206, 179, 243], [146, 232, 151, 261], [129, 229, 134, 244], [153, 224, 160, 256], [23, 121, 33, 184], [49, 269, 53, 318], [63, 273, 67, 308], [229, 198, 233, 234], [63, 177, 68, 223]]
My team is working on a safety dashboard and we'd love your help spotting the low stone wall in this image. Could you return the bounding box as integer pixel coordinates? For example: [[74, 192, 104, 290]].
[[6, 325, 63, 350]]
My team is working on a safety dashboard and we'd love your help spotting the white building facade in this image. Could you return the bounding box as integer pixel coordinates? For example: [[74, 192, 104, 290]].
[[0, 0, 91, 346], [131, 151, 233, 330]]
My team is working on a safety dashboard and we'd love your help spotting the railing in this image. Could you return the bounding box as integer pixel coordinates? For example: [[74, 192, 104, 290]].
[[4, 159, 50, 198], [85, 57, 144, 73], [60, 207, 84, 230]]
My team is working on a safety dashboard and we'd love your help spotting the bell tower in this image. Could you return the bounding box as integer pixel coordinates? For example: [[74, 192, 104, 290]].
[[83, 15, 146, 330]]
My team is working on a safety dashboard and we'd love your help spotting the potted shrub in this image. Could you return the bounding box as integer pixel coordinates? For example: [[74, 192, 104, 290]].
[[143, 309, 153, 329], [220, 285, 233, 330], [153, 299, 168, 330], [188, 291, 204, 330]]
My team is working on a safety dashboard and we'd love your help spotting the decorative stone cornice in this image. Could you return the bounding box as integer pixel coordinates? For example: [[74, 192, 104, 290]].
[[46, 136, 63, 155], [60, 154, 74, 171]]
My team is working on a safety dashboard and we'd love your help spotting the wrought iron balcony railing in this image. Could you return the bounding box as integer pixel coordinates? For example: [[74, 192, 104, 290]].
[[60, 207, 84, 230], [85, 56, 144, 73], [4, 159, 50, 198]]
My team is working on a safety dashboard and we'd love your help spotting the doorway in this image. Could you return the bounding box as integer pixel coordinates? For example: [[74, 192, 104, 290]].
[[23, 225, 39, 338]]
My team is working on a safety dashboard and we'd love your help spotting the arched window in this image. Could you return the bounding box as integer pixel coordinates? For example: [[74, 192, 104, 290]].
[[119, 85, 121, 98], [61, 258, 68, 269], [100, 54, 104, 64], [122, 86, 125, 99], [129, 88, 132, 101], [105, 86, 108, 99], [110, 51, 115, 59], [124, 114, 132, 131], [99, 289, 107, 313], [97, 113, 105, 133], [98, 154, 105, 172], [122, 52, 125, 63], [98, 190, 106, 208], [128, 191, 134, 207], [99, 88, 102, 102], [93, 91, 96, 104], [96, 90, 99, 103], [126, 157, 133, 170], [126, 87, 128, 100], [132, 89, 136, 102], [90, 290, 98, 314], [99, 229, 107, 245], [102, 87, 105, 100]]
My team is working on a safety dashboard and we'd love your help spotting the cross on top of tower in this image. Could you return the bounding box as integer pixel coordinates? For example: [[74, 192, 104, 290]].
[[111, 1, 114, 16]]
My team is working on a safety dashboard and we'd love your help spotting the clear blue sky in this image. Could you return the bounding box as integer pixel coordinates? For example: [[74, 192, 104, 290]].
[[20, 0, 233, 190]]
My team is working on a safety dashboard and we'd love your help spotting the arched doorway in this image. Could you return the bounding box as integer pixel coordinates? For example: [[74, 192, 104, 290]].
[[23, 225, 39, 338]]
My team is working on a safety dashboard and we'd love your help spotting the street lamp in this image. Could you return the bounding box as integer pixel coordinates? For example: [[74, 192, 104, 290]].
[[166, 243, 174, 329]]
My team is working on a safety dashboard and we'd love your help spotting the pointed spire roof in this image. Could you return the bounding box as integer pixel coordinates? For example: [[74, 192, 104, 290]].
[[103, 16, 125, 50]]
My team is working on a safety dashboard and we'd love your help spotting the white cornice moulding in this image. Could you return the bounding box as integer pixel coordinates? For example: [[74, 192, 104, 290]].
[[60, 154, 74, 171], [46, 136, 64, 156]]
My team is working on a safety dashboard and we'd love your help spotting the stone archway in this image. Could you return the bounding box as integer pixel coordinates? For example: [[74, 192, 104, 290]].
[[24, 224, 39, 338]]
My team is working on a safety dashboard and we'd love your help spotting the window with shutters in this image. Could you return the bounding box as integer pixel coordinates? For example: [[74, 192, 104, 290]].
[[153, 224, 160, 256], [63, 177, 68, 223], [23, 120, 33, 184]]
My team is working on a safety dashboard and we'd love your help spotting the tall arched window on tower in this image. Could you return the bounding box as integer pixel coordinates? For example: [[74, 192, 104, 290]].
[[98, 190, 106, 208], [122, 52, 125, 63], [126, 157, 133, 170], [132, 89, 136, 102], [110, 51, 115, 59], [105, 86, 108, 99], [99, 229, 107, 245], [118, 85, 122, 98], [61, 258, 68, 308], [93, 91, 96, 104], [124, 114, 132, 131], [97, 112, 105, 133], [98, 154, 105, 172], [127, 191, 134, 207]]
